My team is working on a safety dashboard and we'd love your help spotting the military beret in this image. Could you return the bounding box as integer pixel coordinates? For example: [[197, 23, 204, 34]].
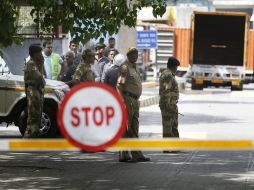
[[29, 44, 42, 56], [126, 47, 138, 56], [167, 56, 180, 68], [95, 43, 106, 50]]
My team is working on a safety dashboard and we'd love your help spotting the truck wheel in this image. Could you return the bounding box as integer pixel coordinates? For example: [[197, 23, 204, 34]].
[[191, 80, 203, 90], [231, 82, 243, 91], [18, 105, 58, 137]]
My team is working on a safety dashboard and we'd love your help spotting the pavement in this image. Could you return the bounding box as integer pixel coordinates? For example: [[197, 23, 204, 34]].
[[140, 77, 185, 107], [1, 150, 254, 190]]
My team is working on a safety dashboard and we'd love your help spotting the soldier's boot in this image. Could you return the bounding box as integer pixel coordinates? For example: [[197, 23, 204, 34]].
[[119, 151, 132, 162], [131, 151, 150, 162], [24, 127, 40, 138]]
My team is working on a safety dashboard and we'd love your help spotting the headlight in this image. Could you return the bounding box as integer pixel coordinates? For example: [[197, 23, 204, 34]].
[[54, 89, 65, 100]]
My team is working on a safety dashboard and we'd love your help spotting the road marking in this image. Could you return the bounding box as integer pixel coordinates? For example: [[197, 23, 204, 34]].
[[0, 139, 253, 151]]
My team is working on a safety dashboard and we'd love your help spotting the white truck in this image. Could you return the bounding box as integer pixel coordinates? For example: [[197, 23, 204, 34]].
[[190, 11, 248, 91]]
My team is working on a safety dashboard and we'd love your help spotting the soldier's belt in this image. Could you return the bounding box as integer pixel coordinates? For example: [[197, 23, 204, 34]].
[[122, 91, 139, 100]]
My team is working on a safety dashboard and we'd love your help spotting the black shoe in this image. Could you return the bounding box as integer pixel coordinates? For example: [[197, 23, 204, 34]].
[[132, 157, 151, 162], [163, 150, 181, 154], [80, 150, 95, 153], [119, 158, 132, 162]]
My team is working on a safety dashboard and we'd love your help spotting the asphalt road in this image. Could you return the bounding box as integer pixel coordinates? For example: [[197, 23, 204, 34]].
[[1, 150, 254, 190], [139, 83, 254, 140]]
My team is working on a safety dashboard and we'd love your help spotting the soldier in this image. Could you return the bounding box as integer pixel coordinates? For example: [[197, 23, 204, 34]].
[[159, 56, 180, 153], [24, 44, 46, 138], [117, 47, 150, 162], [67, 49, 95, 87]]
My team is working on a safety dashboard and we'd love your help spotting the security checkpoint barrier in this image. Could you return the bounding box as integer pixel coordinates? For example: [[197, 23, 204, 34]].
[[0, 139, 253, 151]]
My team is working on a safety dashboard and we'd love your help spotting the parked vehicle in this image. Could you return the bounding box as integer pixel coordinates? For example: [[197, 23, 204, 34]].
[[190, 11, 248, 91], [0, 69, 69, 137]]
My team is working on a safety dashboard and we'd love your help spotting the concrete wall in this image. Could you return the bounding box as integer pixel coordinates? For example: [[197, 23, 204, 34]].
[[117, 25, 137, 57], [174, 5, 208, 28], [0, 39, 66, 75]]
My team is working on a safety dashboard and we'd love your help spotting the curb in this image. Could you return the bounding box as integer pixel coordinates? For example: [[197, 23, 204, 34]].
[[140, 80, 185, 108], [140, 95, 159, 108], [142, 81, 157, 88]]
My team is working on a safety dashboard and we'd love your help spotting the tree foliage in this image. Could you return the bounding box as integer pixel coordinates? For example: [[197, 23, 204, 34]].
[[0, 0, 167, 47], [0, 0, 21, 48]]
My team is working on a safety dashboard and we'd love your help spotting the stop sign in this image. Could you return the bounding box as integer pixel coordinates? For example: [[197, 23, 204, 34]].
[[58, 82, 127, 152]]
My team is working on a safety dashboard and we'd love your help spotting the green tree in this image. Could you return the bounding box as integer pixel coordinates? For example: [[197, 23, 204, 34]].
[[0, 0, 21, 49], [0, 0, 167, 47]]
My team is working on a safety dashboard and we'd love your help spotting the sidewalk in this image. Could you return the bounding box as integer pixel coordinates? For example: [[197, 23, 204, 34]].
[[140, 77, 186, 107]]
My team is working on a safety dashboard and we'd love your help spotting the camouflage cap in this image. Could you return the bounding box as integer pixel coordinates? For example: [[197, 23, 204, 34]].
[[167, 56, 180, 68], [126, 47, 138, 56]]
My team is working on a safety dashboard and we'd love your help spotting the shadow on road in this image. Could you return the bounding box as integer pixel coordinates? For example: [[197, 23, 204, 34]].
[[1, 151, 254, 189]]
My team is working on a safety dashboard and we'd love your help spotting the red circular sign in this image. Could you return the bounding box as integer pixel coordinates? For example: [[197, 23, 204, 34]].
[[58, 82, 127, 152]]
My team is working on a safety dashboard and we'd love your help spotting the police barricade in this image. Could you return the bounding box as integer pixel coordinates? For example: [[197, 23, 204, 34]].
[[0, 139, 253, 151]]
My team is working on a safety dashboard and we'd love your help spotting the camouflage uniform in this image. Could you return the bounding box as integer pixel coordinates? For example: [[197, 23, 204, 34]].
[[72, 62, 95, 82], [24, 60, 46, 137], [159, 69, 179, 138], [118, 60, 146, 160]]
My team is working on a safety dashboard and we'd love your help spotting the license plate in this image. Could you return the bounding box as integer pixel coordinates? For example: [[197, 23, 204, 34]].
[[231, 80, 240, 86], [195, 78, 204, 84], [211, 79, 223, 84]]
